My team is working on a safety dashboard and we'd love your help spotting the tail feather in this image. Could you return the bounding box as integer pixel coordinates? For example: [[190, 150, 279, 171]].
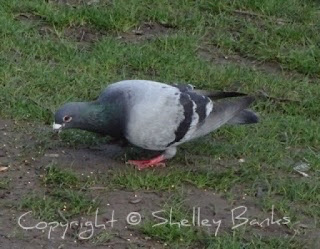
[[192, 96, 256, 139], [227, 109, 259, 125]]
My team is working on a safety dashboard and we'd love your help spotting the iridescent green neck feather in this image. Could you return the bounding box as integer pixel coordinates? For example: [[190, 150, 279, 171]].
[[72, 102, 125, 137]]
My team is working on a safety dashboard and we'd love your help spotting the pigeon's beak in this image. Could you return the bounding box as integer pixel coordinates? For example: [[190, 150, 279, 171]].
[[52, 122, 63, 132]]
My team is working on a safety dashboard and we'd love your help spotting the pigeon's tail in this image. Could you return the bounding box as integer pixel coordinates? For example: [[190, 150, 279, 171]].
[[191, 96, 256, 139], [227, 109, 259, 125]]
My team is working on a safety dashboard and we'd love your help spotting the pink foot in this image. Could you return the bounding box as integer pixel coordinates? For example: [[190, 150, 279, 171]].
[[127, 155, 166, 170]]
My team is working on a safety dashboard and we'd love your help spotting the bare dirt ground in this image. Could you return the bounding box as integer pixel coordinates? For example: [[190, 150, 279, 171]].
[[15, 12, 174, 48], [0, 118, 166, 248], [1, 117, 309, 248]]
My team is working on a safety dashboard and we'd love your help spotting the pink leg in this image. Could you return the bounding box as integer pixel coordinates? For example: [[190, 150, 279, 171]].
[[127, 155, 166, 170]]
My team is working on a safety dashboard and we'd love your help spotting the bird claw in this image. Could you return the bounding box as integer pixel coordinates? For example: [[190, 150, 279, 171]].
[[126, 160, 166, 170]]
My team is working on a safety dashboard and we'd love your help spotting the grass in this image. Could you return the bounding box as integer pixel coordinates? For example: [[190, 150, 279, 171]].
[[0, 179, 10, 189], [20, 165, 99, 221], [43, 163, 79, 188], [21, 190, 98, 220], [140, 193, 201, 246], [92, 231, 114, 245], [108, 168, 239, 191], [203, 234, 305, 249], [1, 0, 320, 248], [139, 192, 304, 248]]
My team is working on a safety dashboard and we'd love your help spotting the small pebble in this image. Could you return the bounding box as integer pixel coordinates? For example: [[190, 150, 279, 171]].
[[45, 153, 59, 158], [0, 166, 8, 172], [256, 187, 265, 198], [133, 30, 144, 35], [293, 162, 310, 172], [129, 198, 142, 204], [0, 149, 6, 157]]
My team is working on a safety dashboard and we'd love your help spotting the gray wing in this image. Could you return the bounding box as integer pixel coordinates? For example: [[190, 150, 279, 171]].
[[169, 84, 257, 145], [166, 94, 258, 147]]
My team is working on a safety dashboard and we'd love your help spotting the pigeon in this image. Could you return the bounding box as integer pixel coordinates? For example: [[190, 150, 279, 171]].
[[53, 80, 258, 169]]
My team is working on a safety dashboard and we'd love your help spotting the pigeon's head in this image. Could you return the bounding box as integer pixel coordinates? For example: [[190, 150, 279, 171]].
[[53, 102, 86, 131]]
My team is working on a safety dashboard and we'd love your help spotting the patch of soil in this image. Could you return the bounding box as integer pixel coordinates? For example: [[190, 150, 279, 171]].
[[183, 186, 293, 237], [118, 22, 175, 43], [41, 22, 173, 46], [62, 21, 175, 49], [198, 43, 316, 83], [15, 12, 55, 40], [50, 0, 109, 7], [15, 13, 45, 23], [1, 117, 318, 248], [199, 44, 284, 75], [0, 118, 167, 248], [1, 190, 167, 249], [16, 12, 174, 47], [15, 12, 104, 44], [38, 25, 56, 38], [63, 26, 108, 44]]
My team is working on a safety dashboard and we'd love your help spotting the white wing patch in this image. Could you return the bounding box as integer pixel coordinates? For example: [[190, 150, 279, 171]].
[[205, 99, 213, 117]]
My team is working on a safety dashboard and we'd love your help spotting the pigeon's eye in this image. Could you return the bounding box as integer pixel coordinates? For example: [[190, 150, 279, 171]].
[[63, 116, 72, 123]]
